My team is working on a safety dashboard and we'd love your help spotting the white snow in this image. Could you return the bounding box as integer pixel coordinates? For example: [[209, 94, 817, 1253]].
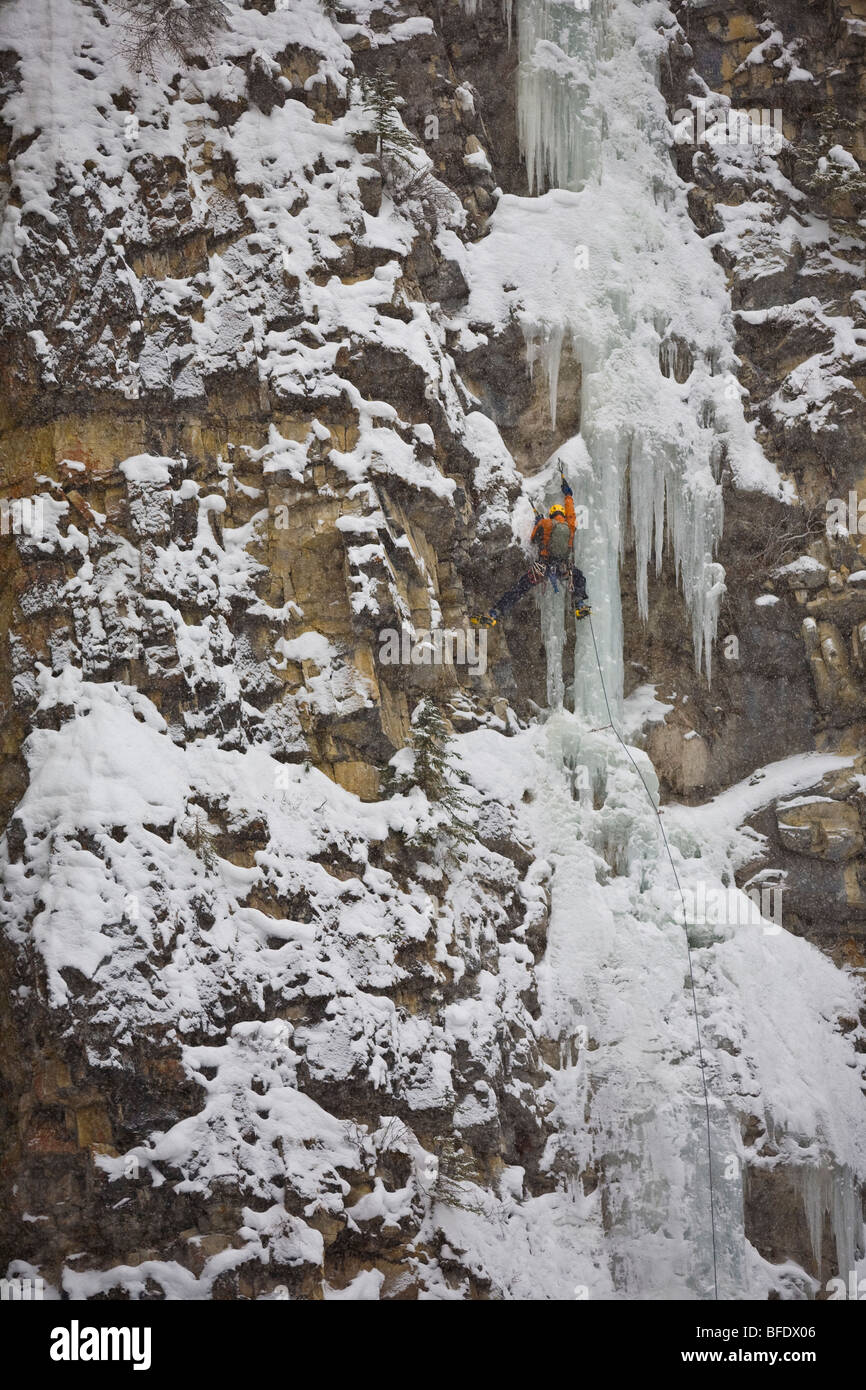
[[119, 456, 174, 485], [827, 145, 859, 172], [2, 0, 864, 1307], [621, 683, 675, 738]]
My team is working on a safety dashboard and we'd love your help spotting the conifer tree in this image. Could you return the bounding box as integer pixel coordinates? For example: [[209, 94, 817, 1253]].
[[358, 73, 417, 165], [403, 698, 474, 849], [115, 0, 229, 72]]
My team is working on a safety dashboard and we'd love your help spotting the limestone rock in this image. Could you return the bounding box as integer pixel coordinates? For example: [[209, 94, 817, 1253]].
[[776, 795, 865, 861]]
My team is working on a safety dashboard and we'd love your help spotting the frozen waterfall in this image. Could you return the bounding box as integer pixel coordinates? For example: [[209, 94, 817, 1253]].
[[457, 0, 864, 1299], [465, 0, 785, 712], [517, 0, 733, 708]]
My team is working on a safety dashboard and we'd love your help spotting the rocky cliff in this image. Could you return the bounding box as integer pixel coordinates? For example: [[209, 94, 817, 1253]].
[[0, 0, 864, 1301]]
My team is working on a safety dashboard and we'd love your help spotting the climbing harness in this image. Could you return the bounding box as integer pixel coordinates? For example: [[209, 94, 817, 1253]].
[[585, 614, 721, 1301]]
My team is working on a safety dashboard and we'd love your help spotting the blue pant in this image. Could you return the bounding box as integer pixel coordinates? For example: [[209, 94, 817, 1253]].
[[493, 561, 588, 617]]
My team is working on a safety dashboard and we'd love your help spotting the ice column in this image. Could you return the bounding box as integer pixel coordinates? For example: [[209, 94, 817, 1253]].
[[516, 0, 728, 709]]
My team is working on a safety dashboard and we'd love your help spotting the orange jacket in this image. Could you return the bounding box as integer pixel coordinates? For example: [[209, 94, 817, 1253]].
[[531, 493, 575, 558]]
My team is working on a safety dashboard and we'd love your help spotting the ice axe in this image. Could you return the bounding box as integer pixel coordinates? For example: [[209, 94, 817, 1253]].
[[556, 466, 577, 561]]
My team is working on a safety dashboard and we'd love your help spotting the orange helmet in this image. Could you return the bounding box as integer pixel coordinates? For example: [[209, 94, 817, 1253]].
[[549, 503, 566, 518]]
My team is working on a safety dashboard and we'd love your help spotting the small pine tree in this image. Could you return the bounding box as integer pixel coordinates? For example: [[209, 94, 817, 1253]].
[[357, 73, 417, 165], [410, 698, 454, 797], [404, 698, 474, 849], [431, 1137, 485, 1211], [115, 0, 229, 73], [183, 806, 219, 870]]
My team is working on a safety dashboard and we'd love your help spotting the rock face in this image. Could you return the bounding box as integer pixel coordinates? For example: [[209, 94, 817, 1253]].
[[648, 0, 866, 968], [0, 0, 864, 1300], [0, 0, 551, 1302], [776, 795, 864, 861]]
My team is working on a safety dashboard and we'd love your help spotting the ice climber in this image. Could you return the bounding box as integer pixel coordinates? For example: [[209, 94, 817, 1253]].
[[472, 475, 591, 628]]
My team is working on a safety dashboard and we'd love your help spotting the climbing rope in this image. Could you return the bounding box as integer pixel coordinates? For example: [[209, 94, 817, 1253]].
[[586, 614, 721, 1301]]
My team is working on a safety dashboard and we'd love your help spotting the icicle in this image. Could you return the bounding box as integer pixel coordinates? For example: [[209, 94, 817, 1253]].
[[511, 0, 732, 703], [797, 1162, 859, 1281], [461, 0, 515, 42], [523, 322, 564, 430], [517, 0, 599, 195], [538, 579, 567, 710]]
